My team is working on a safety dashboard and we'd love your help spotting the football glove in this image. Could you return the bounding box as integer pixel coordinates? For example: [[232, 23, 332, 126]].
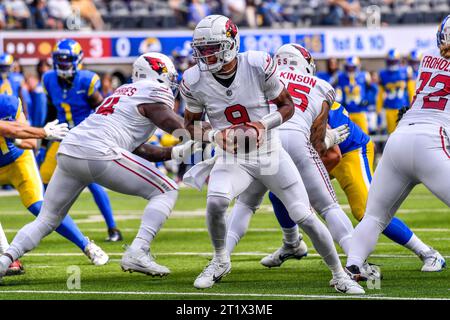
[[43, 120, 69, 140], [324, 124, 350, 149], [171, 140, 203, 163]]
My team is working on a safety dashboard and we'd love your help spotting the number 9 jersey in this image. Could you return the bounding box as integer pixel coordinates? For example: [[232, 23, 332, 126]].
[[400, 48, 450, 128]]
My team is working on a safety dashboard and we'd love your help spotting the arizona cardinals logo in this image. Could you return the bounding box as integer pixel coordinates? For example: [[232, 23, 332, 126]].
[[292, 44, 312, 63], [144, 56, 168, 75], [225, 19, 237, 39]]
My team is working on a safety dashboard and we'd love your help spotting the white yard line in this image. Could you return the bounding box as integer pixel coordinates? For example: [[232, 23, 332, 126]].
[[19, 252, 450, 259], [0, 289, 447, 300]]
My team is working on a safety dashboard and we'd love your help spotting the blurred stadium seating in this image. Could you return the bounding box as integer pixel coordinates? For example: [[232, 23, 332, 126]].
[[0, 0, 448, 31]]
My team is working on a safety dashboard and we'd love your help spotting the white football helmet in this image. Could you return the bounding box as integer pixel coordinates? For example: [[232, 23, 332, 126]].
[[437, 14, 450, 47], [191, 15, 240, 73], [275, 44, 316, 76], [132, 52, 178, 92]]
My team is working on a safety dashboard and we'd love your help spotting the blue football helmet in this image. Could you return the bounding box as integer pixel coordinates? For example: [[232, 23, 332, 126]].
[[437, 15, 450, 47], [386, 49, 401, 70], [344, 56, 360, 73], [0, 53, 14, 76], [408, 49, 422, 71], [52, 39, 83, 80]]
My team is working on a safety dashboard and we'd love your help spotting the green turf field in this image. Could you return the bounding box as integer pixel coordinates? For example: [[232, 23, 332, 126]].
[[0, 183, 449, 300]]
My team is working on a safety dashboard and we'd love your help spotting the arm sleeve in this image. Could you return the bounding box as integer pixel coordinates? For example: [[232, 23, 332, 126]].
[[320, 81, 336, 106], [87, 73, 101, 97], [180, 79, 204, 113]]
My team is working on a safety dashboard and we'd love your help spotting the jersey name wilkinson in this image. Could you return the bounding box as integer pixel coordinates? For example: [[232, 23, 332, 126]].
[[279, 72, 317, 87]]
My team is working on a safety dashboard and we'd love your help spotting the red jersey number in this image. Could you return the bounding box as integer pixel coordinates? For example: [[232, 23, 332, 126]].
[[96, 96, 120, 116], [413, 72, 450, 111], [224, 104, 250, 125], [287, 82, 310, 112]]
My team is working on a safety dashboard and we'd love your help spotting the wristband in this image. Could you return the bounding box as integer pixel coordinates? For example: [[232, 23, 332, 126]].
[[259, 111, 283, 130], [13, 138, 23, 146]]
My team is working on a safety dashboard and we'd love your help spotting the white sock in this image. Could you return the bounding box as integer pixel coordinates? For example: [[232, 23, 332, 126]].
[[282, 226, 300, 246], [298, 214, 344, 277], [225, 202, 253, 254], [130, 191, 177, 253], [320, 205, 354, 255], [404, 234, 430, 256], [347, 215, 384, 268], [0, 223, 9, 254]]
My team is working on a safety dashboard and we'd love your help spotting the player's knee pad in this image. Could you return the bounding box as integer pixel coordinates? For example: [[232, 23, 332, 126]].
[[318, 203, 341, 219], [148, 190, 178, 218], [285, 200, 313, 224], [363, 214, 388, 233], [207, 195, 231, 218]]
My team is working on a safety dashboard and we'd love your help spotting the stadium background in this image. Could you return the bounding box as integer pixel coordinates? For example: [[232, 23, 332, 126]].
[[0, 0, 450, 301]]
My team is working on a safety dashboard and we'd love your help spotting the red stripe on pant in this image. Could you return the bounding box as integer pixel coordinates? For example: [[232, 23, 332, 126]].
[[121, 153, 176, 190], [440, 127, 450, 159], [113, 160, 164, 193]]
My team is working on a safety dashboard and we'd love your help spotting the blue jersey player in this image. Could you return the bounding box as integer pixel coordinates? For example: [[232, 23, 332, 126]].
[[40, 39, 122, 242]]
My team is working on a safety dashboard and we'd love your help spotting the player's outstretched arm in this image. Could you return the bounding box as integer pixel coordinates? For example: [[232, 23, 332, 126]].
[[133, 140, 202, 163], [0, 119, 69, 140], [14, 112, 37, 149]]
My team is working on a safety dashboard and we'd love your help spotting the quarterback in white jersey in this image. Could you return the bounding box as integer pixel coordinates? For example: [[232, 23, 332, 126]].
[[346, 16, 450, 279], [225, 44, 370, 277], [0, 53, 200, 280], [182, 15, 363, 294]]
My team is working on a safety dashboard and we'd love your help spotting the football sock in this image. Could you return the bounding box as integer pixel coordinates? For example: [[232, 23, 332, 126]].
[[206, 195, 230, 262], [320, 205, 354, 255], [382, 216, 413, 245], [269, 192, 297, 228], [404, 234, 430, 256], [347, 215, 384, 268], [225, 201, 253, 254], [0, 223, 9, 254], [28, 201, 88, 251], [88, 183, 116, 229], [298, 214, 344, 277], [282, 226, 300, 246], [131, 191, 177, 253]]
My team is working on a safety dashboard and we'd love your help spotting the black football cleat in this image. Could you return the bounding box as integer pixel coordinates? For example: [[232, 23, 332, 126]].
[[106, 228, 123, 242]]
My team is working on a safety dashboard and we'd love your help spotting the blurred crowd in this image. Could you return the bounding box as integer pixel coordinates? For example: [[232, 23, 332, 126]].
[[1, 0, 448, 31]]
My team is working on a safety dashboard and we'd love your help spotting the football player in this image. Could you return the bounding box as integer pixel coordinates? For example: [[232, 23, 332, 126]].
[[40, 39, 122, 241], [346, 16, 450, 279], [224, 44, 353, 270], [0, 54, 29, 116], [377, 49, 415, 134], [335, 56, 371, 134], [181, 15, 363, 294], [0, 52, 200, 281], [0, 94, 109, 271]]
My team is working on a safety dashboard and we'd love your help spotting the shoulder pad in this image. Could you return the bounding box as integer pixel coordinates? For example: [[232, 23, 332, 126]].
[[182, 65, 201, 87], [247, 50, 269, 68]]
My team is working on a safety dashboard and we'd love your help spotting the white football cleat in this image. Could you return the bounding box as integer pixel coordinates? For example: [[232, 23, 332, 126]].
[[121, 246, 170, 277], [194, 258, 231, 289], [332, 274, 365, 295], [420, 248, 446, 272], [260, 238, 308, 268], [360, 262, 382, 281], [84, 239, 109, 266]]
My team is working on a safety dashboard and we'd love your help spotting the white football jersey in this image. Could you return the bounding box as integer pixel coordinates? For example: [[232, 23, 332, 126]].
[[180, 50, 284, 154], [400, 48, 450, 128], [59, 79, 175, 160], [274, 69, 335, 135]]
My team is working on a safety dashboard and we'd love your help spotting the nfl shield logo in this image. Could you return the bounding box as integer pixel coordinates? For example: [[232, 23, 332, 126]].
[[226, 89, 232, 96]]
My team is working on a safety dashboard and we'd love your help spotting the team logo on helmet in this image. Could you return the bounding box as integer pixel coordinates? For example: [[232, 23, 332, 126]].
[[225, 19, 238, 39], [292, 44, 313, 64], [144, 56, 168, 75]]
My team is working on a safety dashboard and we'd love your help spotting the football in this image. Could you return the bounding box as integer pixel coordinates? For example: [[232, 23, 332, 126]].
[[225, 123, 260, 154]]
